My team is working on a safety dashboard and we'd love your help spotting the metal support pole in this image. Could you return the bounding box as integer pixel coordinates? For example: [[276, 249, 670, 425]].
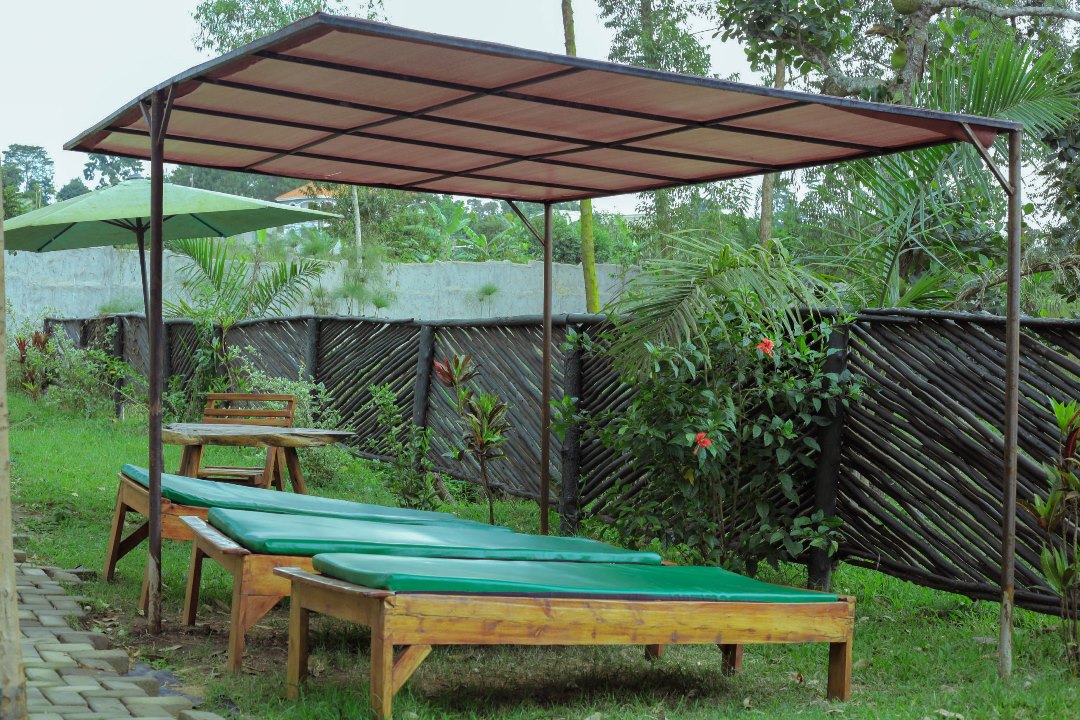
[[146, 88, 172, 634], [999, 128, 1023, 680], [540, 202, 553, 535]]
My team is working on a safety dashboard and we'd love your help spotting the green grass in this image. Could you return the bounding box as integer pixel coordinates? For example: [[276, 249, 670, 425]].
[[9, 393, 1080, 719]]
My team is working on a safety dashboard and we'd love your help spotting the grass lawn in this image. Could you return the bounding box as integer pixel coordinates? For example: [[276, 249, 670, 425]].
[[9, 393, 1080, 719]]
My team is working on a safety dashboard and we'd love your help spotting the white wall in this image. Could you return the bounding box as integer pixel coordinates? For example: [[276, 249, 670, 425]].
[[5, 247, 629, 323]]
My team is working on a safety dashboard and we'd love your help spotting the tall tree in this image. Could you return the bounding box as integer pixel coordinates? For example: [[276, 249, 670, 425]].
[[1, 145, 54, 208], [192, 0, 385, 55], [0, 167, 28, 720], [598, 1, 711, 252], [562, 0, 600, 312], [1, 166, 26, 220], [82, 154, 144, 188], [56, 178, 91, 202]]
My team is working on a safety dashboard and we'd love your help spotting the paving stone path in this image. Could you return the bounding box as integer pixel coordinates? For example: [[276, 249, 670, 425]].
[[13, 533, 227, 720]]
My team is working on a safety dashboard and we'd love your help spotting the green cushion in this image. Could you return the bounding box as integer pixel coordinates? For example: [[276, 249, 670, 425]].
[[208, 508, 662, 563], [312, 553, 840, 603], [121, 464, 503, 530]]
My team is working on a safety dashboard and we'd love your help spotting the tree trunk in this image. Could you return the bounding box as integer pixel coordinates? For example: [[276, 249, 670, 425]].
[[0, 168, 29, 720], [350, 185, 363, 269], [562, 0, 601, 313], [758, 56, 786, 247]]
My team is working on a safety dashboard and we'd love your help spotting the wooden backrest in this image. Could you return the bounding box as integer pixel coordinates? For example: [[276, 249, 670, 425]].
[[202, 393, 297, 427]]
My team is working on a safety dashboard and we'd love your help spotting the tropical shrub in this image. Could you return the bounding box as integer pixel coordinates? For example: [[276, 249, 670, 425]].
[[575, 233, 855, 573], [1024, 398, 1080, 673], [434, 354, 511, 526], [363, 383, 443, 511]]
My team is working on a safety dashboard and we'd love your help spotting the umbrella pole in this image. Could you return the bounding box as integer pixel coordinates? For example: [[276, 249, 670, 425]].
[[136, 228, 150, 321], [540, 202, 553, 535], [147, 88, 173, 634]]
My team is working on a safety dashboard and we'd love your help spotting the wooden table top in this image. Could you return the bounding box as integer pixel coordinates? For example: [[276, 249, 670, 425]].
[[163, 423, 353, 448]]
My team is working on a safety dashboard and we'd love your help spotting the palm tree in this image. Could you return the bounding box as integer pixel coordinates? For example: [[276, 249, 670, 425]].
[[813, 40, 1080, 309]]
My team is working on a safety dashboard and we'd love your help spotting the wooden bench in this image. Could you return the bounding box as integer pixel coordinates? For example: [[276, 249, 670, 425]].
[[275, 564, 855, 719], [195, 393, 297, 489]]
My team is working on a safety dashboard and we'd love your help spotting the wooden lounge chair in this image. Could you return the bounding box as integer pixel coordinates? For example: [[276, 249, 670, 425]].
[[103, 465, 499, 600], [276, 554, 855, 719], [194, 392, 297, 489], [180, 508, 660, 673]]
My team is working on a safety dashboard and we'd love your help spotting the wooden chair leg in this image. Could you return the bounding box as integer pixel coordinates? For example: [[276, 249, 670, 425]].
[[103, 493, 128, 581], [720, 644, 743, 675], [182, 544, 206, 626], [370, 621, 395, 720], [644, 644, 665, 660], [827, 640, 852, 701], [286, 591, 309, 700], [283, 448, 307, 494], [391, 645, 432, 696], [273, 448, 286, 491]]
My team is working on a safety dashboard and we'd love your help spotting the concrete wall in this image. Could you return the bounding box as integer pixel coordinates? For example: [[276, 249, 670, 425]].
[[5, 247, 629, 323]]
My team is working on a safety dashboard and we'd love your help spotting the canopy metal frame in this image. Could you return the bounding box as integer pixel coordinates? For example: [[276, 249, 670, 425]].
[[65, 13, 1023, 677]]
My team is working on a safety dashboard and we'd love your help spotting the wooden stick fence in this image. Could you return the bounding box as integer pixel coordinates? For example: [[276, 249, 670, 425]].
[[45, 309, 1079, 616]]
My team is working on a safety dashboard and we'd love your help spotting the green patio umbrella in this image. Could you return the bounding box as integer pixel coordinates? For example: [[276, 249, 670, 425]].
[[4, 178, 338, 315], [3, 176, 338, 631]]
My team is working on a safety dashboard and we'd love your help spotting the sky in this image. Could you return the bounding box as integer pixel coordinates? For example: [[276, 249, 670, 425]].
[[0, 0, 754, 214]]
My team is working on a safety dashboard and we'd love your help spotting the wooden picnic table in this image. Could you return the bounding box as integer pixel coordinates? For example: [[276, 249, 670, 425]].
[[163, 423, 353, 494]]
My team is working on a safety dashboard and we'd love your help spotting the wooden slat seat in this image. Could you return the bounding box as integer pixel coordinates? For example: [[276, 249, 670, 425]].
[[198, 393, 297, 489]]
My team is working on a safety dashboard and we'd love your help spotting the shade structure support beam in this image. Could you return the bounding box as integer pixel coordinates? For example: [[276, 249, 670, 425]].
[[999, 128, 1022, 679], [147, 86, 175, 635], [962, 123, 1013, 195], [540, 203, 553, 535], [505, 201, 544, 245]]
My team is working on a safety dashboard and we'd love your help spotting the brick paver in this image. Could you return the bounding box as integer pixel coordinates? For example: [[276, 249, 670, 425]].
[[12, 536, 227, 720]]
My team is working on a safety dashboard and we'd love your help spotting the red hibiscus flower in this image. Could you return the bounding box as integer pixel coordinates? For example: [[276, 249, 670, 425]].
[[755, 337, 775, 358], [693, 431, 712, 456]]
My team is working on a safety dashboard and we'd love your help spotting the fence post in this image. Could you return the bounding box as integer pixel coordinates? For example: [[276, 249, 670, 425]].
[[305, 318, 320, 381], [559, 340, 583, 535], [412, 325, 436, 428], [113, 316, 125, 419], [808, 325, 850, 591]]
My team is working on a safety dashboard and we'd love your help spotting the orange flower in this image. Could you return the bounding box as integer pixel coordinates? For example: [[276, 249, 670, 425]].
[[755, 337, 775, 358], [693, 431, 712, 456]]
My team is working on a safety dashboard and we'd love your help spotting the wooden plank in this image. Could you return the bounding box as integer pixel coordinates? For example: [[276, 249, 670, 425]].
[[386, 595, 854, 647], [180, 517, 250, 555]]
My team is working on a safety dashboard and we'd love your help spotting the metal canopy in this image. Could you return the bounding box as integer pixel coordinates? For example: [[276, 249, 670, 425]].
[[64, 13, 1023, 672], [66, 13, 1018, 202]]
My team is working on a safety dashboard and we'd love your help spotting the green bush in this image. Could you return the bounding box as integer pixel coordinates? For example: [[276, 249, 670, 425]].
[[576, 316, 858, 575], [363, 383, 442, 511], [7, 319, 145, 418]]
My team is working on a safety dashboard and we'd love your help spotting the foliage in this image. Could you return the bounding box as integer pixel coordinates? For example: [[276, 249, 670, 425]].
[[168, 165, 301, 202], [164, 236, 327, 413], [1023, 397, 1080, 673], [810, 36, 1080, 310], [711, 0, 855, 74], [434, 354, 511, 525], [581, 312, 854, 573], [192, 0, 385, 55], [2, 143, 54, 208], [2, 164, 28, 219], [238, 357, 352, 486], [609, 232, 829, 375], [56, 178, 91, 202], [6, 320, 145, 418], [598, 0, 711, 74], [82, 154, 143, 187], [363, 384, 442, 510]]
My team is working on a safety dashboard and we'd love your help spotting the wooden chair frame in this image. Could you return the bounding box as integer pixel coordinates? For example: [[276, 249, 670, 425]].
[[197, 393, 297, 489], [181, 516, 312, 673], [104, 473, 207, 609], [275, 566, 855, 720]]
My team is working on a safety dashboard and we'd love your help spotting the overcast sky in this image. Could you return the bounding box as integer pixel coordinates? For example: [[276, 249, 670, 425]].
[[0, 0, 753, 214]]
